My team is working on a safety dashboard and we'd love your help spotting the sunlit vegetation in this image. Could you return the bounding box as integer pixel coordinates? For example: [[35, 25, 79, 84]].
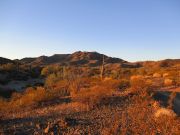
[[0, 55, 180, 134]]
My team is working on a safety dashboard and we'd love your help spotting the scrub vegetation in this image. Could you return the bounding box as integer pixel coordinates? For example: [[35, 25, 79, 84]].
[[0, 52, 180, 134]]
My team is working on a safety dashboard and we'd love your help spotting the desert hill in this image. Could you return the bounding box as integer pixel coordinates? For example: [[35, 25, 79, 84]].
[[0, 51, 179, 69], [0, 57, 14, 65], [19, 51, 127, 67]]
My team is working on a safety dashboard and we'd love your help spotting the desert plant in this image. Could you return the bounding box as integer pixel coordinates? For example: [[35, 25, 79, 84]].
[[41, 65, 62, 76], [117, 79, 130, 91], [130, 75, 147, 92], [118, 93, 180, 134], [168, 92, 176, 109], [100, 55, 105, 80]]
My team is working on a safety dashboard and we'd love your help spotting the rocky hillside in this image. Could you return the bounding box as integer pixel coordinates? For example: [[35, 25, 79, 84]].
[[1, 51, 179, 68], [0, 57, 13, 65], [19, 51, 127, 67]]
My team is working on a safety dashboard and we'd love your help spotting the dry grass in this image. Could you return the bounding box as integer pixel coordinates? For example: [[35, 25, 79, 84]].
[[0, 69, 180, 134]]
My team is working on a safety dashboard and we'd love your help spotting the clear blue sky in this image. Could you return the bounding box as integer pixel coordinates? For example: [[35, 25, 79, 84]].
[[0, 0, 180, 62]]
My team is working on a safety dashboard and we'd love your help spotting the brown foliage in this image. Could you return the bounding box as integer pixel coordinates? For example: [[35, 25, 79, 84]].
[[72, 79, 118, 109]]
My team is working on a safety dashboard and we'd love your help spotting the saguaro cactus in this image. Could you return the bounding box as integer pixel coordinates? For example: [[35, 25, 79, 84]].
[[100, 55, 105, 80], [16, 61, 20, 71]]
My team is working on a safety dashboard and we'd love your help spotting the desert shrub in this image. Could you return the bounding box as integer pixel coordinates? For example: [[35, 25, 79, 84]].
[[29, 67, 42, 78], [10, 87, 47, 108], [119, 68, 132, 79], [110, 70, 121, 79], [166, 70, 180, 86], [163, 73, 169, 78], [119, 94, 155, 134], [129, 75, 158, 96], [164, 78, 174, 86], [48, 77, 97, 97], [0, 97, 7, 110], [45, 73, 59, 87], [0, 87, 52, 111], [137, 67, 148, 75], [117, 79, 130, 91], [130, 75, 146, 91], [159, 60, 170, 67], [41, 66, 49, 76], [69, 77, 83, 95], [51, 80, 70, 97], [88, 67, 100, 77], [11, 92, 22, 100], [153, 72, 161, 78], [66, 72, 84, 96], [41, 65, 62, 76], [168, 92, 176, 109], [118, 94, 180, 134], [100, 79, 125, 90], [73, 86, 111, 109], [101, 93, 180, 135], [43, 67, 90, 97], [64, 68, 86, 95], [0, 63, 16, 71], [72, 79, 117, 109]]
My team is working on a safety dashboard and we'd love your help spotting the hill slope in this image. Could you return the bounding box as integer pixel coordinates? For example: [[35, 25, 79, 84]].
[[19, 51, 127, 67], [0, 57, 13, 65]]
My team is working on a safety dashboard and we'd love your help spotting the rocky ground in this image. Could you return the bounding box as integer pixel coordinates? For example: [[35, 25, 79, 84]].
[[0, 94, 127, 135], [1, 89, 180, 135]]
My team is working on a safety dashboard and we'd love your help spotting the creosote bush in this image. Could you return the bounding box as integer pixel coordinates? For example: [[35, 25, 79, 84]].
[[0, 86, 70, 112], [101, 92, 180, 135], [72, 79, 120, 109], [117, 79, 130, 91], [0, 87, 47, 111]]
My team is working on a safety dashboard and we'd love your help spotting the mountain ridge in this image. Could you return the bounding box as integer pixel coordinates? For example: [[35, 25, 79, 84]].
[[0, 57, 14, 65], [0, 51, 179, 67], [18, 51, 127, 67]]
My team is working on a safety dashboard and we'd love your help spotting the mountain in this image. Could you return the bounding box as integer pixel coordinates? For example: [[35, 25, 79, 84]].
[[19, 51, 128, 67], [0, 57, 14, 65], [1, 52, 179, 68]]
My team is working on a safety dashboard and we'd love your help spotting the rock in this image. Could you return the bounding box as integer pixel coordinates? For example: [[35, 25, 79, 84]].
[[154, 108, 176, 118], [163, 73, 169, 78], [164, 79, 173, 86], [130, 75, 144, 80], [153, 73, 161, 78]]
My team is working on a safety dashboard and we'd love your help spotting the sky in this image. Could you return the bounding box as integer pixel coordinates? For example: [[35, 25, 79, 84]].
[[0, 0, 180, 62]]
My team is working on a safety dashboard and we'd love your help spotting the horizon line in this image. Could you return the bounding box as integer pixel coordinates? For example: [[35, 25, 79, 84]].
[[1, 51, 179, 63]]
